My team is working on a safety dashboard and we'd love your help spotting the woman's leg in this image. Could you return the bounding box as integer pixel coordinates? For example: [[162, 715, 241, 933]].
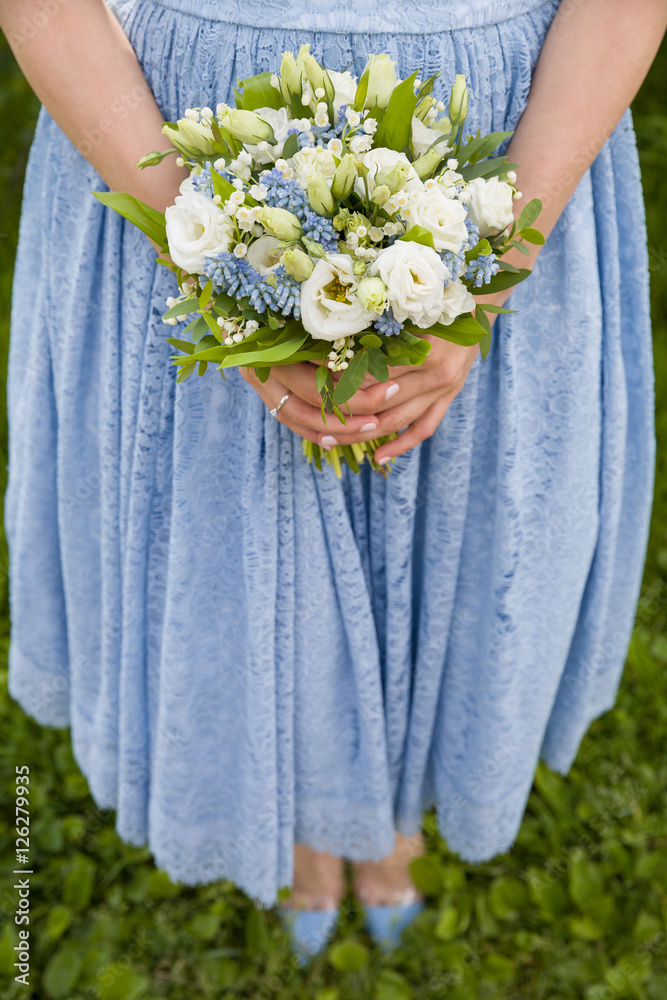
[[351, 831, 425, 906], [281, 845, 346, 911]]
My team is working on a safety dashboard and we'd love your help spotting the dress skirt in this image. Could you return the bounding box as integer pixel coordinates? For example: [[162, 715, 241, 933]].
[[5, 0, 655, 907]]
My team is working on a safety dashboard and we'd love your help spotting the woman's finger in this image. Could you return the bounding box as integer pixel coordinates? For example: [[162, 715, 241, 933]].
[[305, 387, 446, 446], [373, 393, 453, 464]]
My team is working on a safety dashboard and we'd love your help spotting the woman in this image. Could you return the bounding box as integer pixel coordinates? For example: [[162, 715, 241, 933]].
[[2, 0, 664, 965]]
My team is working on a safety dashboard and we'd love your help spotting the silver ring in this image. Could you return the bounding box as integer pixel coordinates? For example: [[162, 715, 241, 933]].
[[269, 392, 290, 418]]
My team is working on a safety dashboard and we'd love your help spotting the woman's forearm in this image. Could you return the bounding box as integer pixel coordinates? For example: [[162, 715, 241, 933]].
[[0, 0, 187, 211], [478, 0, 667, 307]]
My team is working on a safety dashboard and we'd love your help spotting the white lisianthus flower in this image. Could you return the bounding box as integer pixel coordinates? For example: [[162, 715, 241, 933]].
[[439, 279, 476, 325], [401, 186, 468, 253], [246, 235, 283, 274], [354, 148, 423, 199], [328, 69, 357, 111], [411, 116, 447, 158], [165, 176, 231, 273], [465, 175, 515, 237], [243, 106, 290, 163], [369, 241, 450, 328], [300, 254, 376, 340], [291, 145, 337, 188], [349, 134, 374, 155]]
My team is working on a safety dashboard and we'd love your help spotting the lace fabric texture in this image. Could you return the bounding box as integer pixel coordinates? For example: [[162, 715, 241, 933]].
[[5, 0, 655, 908]]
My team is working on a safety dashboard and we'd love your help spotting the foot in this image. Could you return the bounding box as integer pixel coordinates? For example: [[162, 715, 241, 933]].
[[352, 830, 425, 906], [281, 844, 345, 912]]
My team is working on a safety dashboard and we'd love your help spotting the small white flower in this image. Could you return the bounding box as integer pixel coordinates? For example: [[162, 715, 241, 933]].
[[363, 117, 378, 135], [163, 316, 178, 326], [513, 190, 523, 200], [236, 206, 258, 232], [212, 194, 222, 205], [217, 316, 226, 327], [446, 158, 459, 170], [346, 232, 360, 249], [340, 361, 349, 369], [200, 107, 213, 120], [369, 227, 384, 243], [436, 101, 446, 112], [315, 87, 326, 99], [184, 108, 199, 121], [216, 102, 229, 116], [316, 101, 328, 114], [506, 170, 517, 184], [175, 156, 185, 167], [224, 336, 234, 345], [245, 320, 260, 335], [345, 109, 361, 127], [349, 134, 373, 154], [369, 241, 450, 328], [356, 225, 368, 238], [166, 296, 177, 308], [232, 332, 245, 343], [327, 138, 343, 156], [233, 243, 248, 258], [402, 185, 468, 252], [214, 157, 226, 170], [249, 183, 268, 201], [328, 351, 338, 360], [345, 349, 355, 358], [333, 338, 346, 347], [270, 73, 280, 89], [230, 189, 245, 205], [315, 113, 329, 128], [466, 175, 515, 237], [439, 278, 476, 326]]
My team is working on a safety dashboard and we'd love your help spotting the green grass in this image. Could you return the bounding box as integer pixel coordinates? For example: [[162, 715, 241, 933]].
[[0, 32, 666, 1000]]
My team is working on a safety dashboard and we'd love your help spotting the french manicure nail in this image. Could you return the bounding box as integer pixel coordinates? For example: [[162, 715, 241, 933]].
[[321, 435, 338, 449], [385, 384, 400, 400], [377, 456, 391, 465], [361, 422, 377, 432]]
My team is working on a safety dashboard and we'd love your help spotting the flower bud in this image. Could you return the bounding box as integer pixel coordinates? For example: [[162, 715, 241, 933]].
[[282, 246, 315, 281], [448, 74, 469, 129], [256, 206, 303, 241], [163, 120, 215, 156], [297, 44, 334, 103], [371, 184, 391, 206], [415, 95, 436, 123], [279, 51, 302, 104], [218, 109, 275, 145], [361, 53, 398, 110], [306, 173, 335, 217], [412, 147, 445, 180], [356, 276, 387, 313], [375, 163, 412, 194], [331, 155, 358, 200]]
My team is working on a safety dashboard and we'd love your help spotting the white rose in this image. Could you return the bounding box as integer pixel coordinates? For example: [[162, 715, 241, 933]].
[[165, 177, 230, 273], [411, 116, 447, 158], [401, 186, 468, 253], [328, 69, 357, 112], [291, 145, 337, 188], [243, 106, 290, 163], [246, 235, 282, 274], [300, 254, 376, 340], [465, 175, 515, 238], [439, 279, 476, 325], [354, 148, 423, 199], [369, 241, 449, 328]]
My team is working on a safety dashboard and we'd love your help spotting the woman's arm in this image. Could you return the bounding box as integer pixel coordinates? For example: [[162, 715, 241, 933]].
[[0, 0, 187, 211], [251, 0, 667, 462]]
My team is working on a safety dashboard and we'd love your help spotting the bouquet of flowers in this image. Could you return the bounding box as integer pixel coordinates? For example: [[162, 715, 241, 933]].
[[96, 48, 543, 475]]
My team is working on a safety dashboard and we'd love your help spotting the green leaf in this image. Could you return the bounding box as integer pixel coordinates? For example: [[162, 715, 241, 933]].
[[374, 968, 412, 1000], [456, 130, 513, 167], [475, 308, 491, 336], [43, 905, 74, 945], [166, 338, 195, 355], [475, 267, 532, 294], [328, 940, 369, 972], [98, 964, 150, 1000], [199, 279, 213, 310], [92, 191, 167, 248], [434, 906, 460, 941], [191, 315, 210, 343], [406, 313, 487, 347], [360, 333, 383, 348], [282, 132, 299, 159], [373, 70, 419, 152], [202, 311, 220, 337], [332, 350, 368, 404], [479, 331, 492, 360], [569, 856, 604, 912], [235, 71, 283, 111], [316, 365, 333, 396], [218, 333, 308, 367], [458, 157, 519, 182], [498, 259, 520, 272], [176, 363, 196, 382], [569, 915, 604, 941], [520, 226, 545, 245], [43, 946, 84, 999], [211, 169, 237, 204], [367, 347, 389, 382], [256, 365, 271, 383], [399, 225, 436, 250], [488, 876, 528, 921], [518, 197, 543, 231], [63, 853, 96, 909], [476, 303, 516, 314], [163, 298, 197, 320]]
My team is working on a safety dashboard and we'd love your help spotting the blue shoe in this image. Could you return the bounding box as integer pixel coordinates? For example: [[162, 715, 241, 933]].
[[363, 900, 425, 952], [277, 905, 339, 966]]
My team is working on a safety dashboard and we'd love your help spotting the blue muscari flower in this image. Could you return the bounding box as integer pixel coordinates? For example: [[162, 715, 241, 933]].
[[201, 252, 301, 319], [464, 217, 480, 250], [261, 168, 309, 220], [465, 252, 500, 288], [440, 247, 467, 283], [302, 211, 339, 253], [374, 307, 403, 337], [191, 162, 215, 197]]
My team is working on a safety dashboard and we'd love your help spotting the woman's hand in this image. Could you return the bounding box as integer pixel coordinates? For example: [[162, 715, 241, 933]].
[[240, 332, 483, 466]]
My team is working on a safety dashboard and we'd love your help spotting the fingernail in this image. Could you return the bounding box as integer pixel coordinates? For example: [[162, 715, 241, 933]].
[[360, 422, 377, 432], [377, 456, 392, 465], [321, 435, 338, 449], [385, 384, 400, 400]]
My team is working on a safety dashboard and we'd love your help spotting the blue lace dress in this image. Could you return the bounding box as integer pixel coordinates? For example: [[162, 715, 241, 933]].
[[5, 0, 655, 907]]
